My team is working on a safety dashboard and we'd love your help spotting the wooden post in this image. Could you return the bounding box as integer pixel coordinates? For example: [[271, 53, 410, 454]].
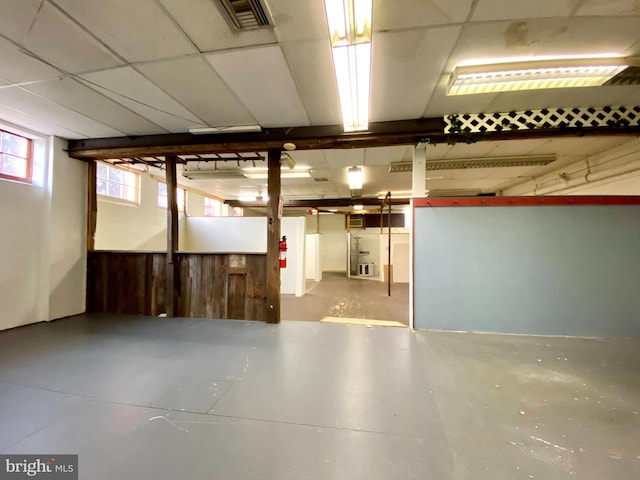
[[166, 155, 179, 317], [266, 149, 281, 323], [87, 160, 97, 251]]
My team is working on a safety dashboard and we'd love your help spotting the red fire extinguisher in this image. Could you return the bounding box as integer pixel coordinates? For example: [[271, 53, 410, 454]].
[[279, 235, 287, 269]]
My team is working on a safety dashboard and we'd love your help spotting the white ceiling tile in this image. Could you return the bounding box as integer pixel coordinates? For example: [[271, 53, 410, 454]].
[[370, 27, 461, 122], [280, 40, 341, 125], [25, 78, 165, 135], [471, 0, 579, 21], [483, 139, 551, 157], [287, 150, 329, 169], [80, 67, 204, 133], [53, 0, 196, 62], [323, 149, 365, 169], [574, 0, 640, 16], [0, 104, 86, 139], [375, 0, 474, 30], [449, 17, 640, 69], [17, 2, 122, 74], [0, 1, 48, 43], [0, 37, 59, 83], [159, 0, 277, 52], [206, 45, 310, 127], [137, 57, 257, 127], [268, 0, 329, 43], [363, 146, 411, 165], [443, 142, 500, 159], [0, 88, 123, 138]]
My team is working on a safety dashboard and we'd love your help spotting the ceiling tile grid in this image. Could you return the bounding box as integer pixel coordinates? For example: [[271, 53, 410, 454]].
[[137, 57, 257, 127], [206, 45, 310, 127], [51, 0, 197, 62], [25, 77, 166, 135], [79, 67, 206, 133]]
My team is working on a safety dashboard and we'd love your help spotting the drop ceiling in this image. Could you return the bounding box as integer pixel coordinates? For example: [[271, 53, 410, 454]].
[[0, 0, 639, 201]]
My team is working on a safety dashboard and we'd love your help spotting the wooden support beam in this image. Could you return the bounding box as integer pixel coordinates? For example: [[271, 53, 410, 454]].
[[166, 155, 179, 317], [266, 149, 281, 324], [86, 160, 97, 251], [226, 197, 409, 208]]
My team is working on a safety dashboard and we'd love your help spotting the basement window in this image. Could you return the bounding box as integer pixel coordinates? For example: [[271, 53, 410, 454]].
[[0, 129, 32, 184], [204, 197, 222, 216], [158, 182, 185, 211], [97, 162, 139, 204]]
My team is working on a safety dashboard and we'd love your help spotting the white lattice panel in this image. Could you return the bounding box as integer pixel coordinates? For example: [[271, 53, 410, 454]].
[[445, 106, 640, 134]]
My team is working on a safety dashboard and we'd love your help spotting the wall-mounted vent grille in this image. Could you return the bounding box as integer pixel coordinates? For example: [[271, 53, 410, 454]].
[[217, 0, 271, 30], [389, 155, 555, 172], [313, 177, 329, 182], [605, 67, 640, 86]]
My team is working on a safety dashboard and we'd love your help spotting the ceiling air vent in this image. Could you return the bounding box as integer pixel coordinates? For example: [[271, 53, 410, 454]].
[[604, 66, 640, 86], [217, 0, 271, 30], [389, 155, 555, 172], [312, 177, 329, 182]]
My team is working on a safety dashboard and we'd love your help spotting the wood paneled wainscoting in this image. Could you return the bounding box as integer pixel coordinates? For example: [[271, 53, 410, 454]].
[[87, 251, 267, 321]]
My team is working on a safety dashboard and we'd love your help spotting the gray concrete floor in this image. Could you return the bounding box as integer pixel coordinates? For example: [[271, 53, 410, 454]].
[[282, 272, 410, 324], [0, 315, 638, 479]]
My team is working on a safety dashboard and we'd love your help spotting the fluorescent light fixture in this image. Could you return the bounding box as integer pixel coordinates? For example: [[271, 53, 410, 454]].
[[242, 167, 311, 179], [189, 125, 262, 134], [447, 57, 630, 96], [324, 0, 372, 132], [347, 166, 363, 189], [324, 0, 372, 47], [332, 43, 371, 132], [352, 204, 363, 211], [182, 169, 245, 179]]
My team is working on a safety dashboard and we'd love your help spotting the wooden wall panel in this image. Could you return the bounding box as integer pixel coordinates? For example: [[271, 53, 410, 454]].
[[87, 251, 267, 321]]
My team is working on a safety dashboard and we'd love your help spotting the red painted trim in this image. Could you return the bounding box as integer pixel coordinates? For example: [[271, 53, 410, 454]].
[[413, 196, 640, 208]]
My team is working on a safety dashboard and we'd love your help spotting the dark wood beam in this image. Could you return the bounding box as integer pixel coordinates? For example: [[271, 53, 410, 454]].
[[66, 119, 444, 159], [86, 160, 97, 251], [266, 149, 281, 324], [67, 118, 640, 160], [225, 197, 410, 208], [166, 155, 179, 318]]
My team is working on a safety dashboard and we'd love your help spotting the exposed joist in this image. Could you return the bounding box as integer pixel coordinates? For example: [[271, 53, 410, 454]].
[[66, 118, 640, 161], [225, 197, 410, 208], [67, 119, 444, 159]]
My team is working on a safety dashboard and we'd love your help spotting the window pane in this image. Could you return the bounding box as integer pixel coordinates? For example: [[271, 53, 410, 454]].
[[108, 168, 122, 183], [107, 182, 121, 198], [158, 183, 167, 195], [97, 163, 108, 179], [1, 132, 28, 157], [124, 171, 137, 187], [0, 154, 27, 178], [97, 179, 107, 195], [122, 186, 136, 202]]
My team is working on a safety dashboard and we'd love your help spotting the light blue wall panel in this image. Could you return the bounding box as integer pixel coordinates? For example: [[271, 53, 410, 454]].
[[414, 205, 640, 336]]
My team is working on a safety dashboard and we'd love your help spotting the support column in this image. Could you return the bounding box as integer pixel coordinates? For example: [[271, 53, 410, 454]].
[[266, 149, 282, 323], [412, 143, 427, 197], [86, 160, 97, 251], [166, 155, 179, 317]]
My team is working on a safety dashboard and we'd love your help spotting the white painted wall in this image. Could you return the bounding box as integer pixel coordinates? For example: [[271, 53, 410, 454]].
[[319, 213, 347, 272], [48, 137, 87, 320], [95, 173, 192, 251], [183, 216, 306, 296], [0, 127, 86, 331], [378, 231, 410, 283], [305, 234, 321, 281]]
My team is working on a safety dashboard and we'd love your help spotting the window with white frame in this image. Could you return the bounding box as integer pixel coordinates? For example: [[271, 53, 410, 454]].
[[158, 182, 185, 211], [204, 197, 222, 216], [0, 129, 33, 183], [97, 162, 139, 203]]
